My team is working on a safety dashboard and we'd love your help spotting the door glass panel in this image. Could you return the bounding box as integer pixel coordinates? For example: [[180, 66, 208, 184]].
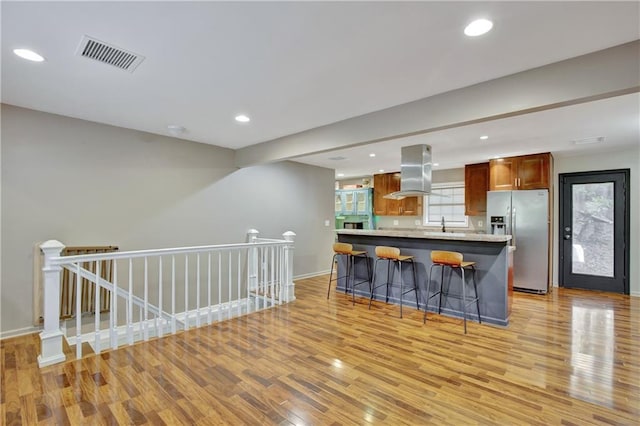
[[335, 194, 343, 213], [571, 183, 614, 277], [356, 192, 366, 212], [344, 193, 354, 212]]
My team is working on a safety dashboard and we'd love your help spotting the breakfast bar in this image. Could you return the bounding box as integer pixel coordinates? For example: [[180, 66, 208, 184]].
[[335, 229, 513, 326]]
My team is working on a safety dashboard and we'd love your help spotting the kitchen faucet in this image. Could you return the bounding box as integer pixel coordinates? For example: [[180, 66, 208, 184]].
[[441, 216, 446, 233]]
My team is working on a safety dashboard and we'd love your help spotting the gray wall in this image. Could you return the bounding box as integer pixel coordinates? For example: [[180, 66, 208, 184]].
[[553, 147, 639, 296], [1, 104, 335, 334]]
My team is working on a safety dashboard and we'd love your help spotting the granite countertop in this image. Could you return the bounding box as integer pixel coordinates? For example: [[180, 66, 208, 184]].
[[336, 229, 512, 243]]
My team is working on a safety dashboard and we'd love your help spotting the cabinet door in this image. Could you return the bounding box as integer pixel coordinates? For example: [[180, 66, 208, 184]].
[[386, 173, 402, 215], [373, 174, 388, 215], [335, 192, 345, 215], [400, 196, 423, 216], [465, 162, 489, 216], [518, 153, 550, 189], [490, 158, 518, 190], [354, 189, 369, 215], [343, 191, 355, 214]]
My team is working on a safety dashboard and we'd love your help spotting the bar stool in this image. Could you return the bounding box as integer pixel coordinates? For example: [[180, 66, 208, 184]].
[[368, 246, 419, 318], [327, 242, 372, 305], [423, 250, 481, 334]]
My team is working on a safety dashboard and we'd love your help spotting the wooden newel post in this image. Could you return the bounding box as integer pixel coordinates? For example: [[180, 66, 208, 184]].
[[38, 240, 66, 367], [246, 229, 259, 297], [282, 231, 296, 302]]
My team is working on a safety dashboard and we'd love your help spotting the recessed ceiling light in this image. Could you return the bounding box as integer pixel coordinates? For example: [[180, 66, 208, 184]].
[[369, 153, 376, 157], [235, 114, 250, 123], [464, 19, 493, 37], [433, 163, 440, 167], [337, 173, 345, 177], [13, 48, 45, 62], [379, 169, 385, 173], [480, 135, 489, 140]]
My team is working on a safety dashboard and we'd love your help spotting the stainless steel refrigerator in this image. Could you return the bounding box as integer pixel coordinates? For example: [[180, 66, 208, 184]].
[[487, 190, 550, 293]]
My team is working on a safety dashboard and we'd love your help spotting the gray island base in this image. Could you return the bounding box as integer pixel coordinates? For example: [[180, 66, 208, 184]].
[[336, 230, 513, 326]]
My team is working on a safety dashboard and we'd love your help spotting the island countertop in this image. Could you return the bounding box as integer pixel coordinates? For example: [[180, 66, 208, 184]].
[[336, 229, 512, 243]]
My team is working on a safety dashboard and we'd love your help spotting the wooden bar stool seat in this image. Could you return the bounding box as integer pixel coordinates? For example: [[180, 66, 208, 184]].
[[423, 250, 481, 333], [368, 246, 419, 318], [327, 242, 372, 305]]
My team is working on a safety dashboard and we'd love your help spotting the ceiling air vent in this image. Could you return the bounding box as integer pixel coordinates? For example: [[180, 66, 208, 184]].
[[75, 35, 144, 72]]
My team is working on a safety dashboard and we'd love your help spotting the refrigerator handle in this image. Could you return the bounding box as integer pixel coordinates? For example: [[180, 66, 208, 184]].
[[506, 205, 511, 236], [511, 207, 516, 246]]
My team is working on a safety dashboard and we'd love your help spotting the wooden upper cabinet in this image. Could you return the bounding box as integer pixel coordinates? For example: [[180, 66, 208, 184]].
[[400, 195, 422, 216], [373, 172, 422, 216], [489, 157, 518, 190], [518, 153, 551, 190], [464, 162, 489, 216], [373, 173, 390, 215], [489, 153, 552, 191]]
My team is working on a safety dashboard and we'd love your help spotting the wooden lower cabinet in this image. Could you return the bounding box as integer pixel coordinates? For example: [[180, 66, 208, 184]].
[[464, 162, 489, 216], [373, 173, 423, 216]]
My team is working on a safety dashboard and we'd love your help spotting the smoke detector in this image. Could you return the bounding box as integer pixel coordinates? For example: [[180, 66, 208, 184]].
[[75, 35, 145, 72]]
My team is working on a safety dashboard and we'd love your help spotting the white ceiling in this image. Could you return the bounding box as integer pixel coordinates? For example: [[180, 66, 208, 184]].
[[2, 1, 639, 177]]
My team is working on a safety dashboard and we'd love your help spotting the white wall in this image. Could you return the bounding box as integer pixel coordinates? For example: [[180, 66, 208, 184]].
[[1, 105, 335, 334], [553, 147, 640, 296]]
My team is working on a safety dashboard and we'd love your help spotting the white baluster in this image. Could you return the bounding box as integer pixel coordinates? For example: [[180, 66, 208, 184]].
[[196, 253, 201, 327], [94, 260, 101, 354], [260, 246, 266, 310], [184, 255, 189, 330], [228, 252, 232, 318], [111, 260, 118, 350], [76, 263, 82, 359], [270, 246, 275, 307], [127, 258, 133, 345], [171, 255, 176, 334], [280, 245, 285, 303], [143, 257, 149, 341], [237, 250, 241, 315], [158, 257, 163, 338], [207, 252, 212, 324], [218, 252, 222, 321]]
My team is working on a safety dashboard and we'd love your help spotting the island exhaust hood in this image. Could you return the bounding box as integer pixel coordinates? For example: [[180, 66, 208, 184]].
[[383, 144, 432, 200]]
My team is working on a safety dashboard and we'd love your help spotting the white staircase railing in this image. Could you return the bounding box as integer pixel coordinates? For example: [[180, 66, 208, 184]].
[[37, 229, 295, 367]]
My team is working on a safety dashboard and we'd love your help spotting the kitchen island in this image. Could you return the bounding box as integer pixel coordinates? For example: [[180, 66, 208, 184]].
[[336, 229, 513, 326]]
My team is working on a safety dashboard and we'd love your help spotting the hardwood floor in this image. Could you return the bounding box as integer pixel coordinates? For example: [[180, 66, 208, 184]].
[[2, 275, 639, 425]]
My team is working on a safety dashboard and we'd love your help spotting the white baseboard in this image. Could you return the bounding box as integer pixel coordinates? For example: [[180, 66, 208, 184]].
[[294, 269, 330, 280], [0, 326, 42, 340], [631, 291, 640, 297]]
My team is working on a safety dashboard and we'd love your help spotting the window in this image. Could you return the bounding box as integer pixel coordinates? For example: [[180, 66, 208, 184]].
[[423, 182, 468, 227]]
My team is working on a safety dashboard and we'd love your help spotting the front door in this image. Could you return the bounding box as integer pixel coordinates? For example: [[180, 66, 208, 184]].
[[559, 170, 629, 293]]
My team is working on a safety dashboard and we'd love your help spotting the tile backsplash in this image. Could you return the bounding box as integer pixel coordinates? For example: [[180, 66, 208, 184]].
[[375, 215, 486, 233]]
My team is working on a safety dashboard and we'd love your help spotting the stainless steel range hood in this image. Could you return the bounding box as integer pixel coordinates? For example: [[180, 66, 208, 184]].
[[383, 144, 432, 200]]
